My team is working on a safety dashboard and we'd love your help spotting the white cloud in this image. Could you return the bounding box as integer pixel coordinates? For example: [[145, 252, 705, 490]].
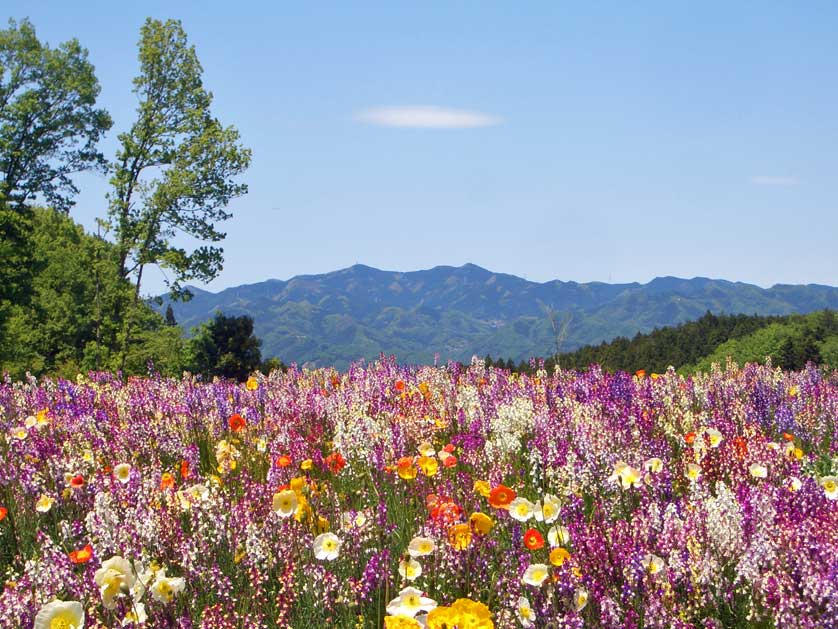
[[355, 106, 501, 129], [749, 175, 799, 186]]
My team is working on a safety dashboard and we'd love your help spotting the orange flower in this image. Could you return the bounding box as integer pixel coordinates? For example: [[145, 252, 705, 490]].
[[0, 506, 6, 521], [442, 455, 458, 468], [394, 380, 405, 392], [330, 375, 341, 388], [488, 484, 516, 509], [732, 436, 748, 460], [69, 544, 93, 564], [448, 523, 472, 551], [325, 452, 346, 473], [782, 432, 794, 442], [443, 443, 456, 454], [276, 455, 293, 468], [228, 413, 246, 432], [180, 459, 191, 479], [160, 473, 175, 490], [397, 457, 417, 480], [69, 475, 84, 489], [523, 528, 545, 550], [635, 369, 646, 378], [430, 498, 463, 524], [685, 431, 697, 445]]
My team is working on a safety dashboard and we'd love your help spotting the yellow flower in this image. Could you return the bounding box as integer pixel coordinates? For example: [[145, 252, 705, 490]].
[[289, 477, 306, 492], [427, 606, 460, 629], [301, 459, 313, 471], [469, 512, 494, 536], [417, 456, 439, 477], [448, 523, 472, 551], [245, 376, 259, 391], [473, 480, 491, 498], [549, 547, 571, 566], [272, 489, 298, 518], [384, 616, 423, 629]]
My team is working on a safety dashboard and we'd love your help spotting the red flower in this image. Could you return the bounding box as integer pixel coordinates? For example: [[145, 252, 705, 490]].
[[429, 496, 463, 524], [0, 507, 7, 521], [443, 443, 456, 453], [325, 452, 346, 473], [70, 475, 84, 489], [228, 413, 246, 432], [69, 544, 93, 564], [160, 473, 175, 490], [394, 380, 405, 392], [782, 432, 794, 442], [488, 485, 516, 509], [685, 431, 697, 446], [180, 459, 191, 480], [443, 455, 458, 468], [732, 436, 748, 460], [523, 528, 545, 550], [635, 369, 647, 378], [276, 454, 293, 468]]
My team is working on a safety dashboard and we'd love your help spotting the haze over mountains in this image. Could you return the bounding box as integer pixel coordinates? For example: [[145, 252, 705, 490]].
[[160, 264, 838, 370]]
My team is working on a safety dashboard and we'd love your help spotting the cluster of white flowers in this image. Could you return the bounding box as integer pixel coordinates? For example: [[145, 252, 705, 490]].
[[331, 403, 390, 462], [485, 397, 534, 459], [703, 482, 744, 560]]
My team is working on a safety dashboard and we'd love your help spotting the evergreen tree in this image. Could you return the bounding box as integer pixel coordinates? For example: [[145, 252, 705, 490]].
[[189, 312, 262, 381]]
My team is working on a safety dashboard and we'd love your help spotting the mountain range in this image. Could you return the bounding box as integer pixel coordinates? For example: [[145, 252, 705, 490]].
[[158, 264, 838, 369]]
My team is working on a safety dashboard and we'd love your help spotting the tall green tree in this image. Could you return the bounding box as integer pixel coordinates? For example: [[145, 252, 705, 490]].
[[0, 18, 111, 212], [107, 18, 251, 368], [189, 312, 262, 381]]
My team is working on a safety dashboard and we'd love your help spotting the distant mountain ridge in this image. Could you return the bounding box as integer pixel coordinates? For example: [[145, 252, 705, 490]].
[[158, 264, 838, 369]]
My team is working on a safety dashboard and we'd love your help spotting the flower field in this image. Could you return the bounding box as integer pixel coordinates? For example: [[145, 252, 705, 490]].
[[1, 359, 837, 628]]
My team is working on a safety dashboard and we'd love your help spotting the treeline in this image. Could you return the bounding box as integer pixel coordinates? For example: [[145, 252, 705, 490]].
[[0, 17, 283, 381], [483, 310, 838, 375]]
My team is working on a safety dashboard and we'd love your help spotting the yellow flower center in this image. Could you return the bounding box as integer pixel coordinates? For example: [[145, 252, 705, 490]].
[[519, 606, 533, 619], [49, 613, 76, 629], [825, 481, 836, 492]]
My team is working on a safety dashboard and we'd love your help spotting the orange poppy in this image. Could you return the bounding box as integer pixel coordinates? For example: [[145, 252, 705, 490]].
[[430, 498, 463, 524], [523, 528, 545, 550], [685, 432, 697, 445], [0, 507, 6, 521], [782, 432, 794, 441], [69, 544, 93, 564], [442, 455, 458, 468], [732, 436, 748, 460], [160, 473, 175, 490], [69, 475, 84, 489], [635, 370, 646, 378], [180, 459, 190, 479], [394, 380, 406, 392], [276, 455, 293, 468], [325, 452, 346, 473], [228, 413, 246, 432], [397, 457, 417, 480], [488, 485, 516, 509], [442, 443, 456, 454], [448, 523, 472, 551]]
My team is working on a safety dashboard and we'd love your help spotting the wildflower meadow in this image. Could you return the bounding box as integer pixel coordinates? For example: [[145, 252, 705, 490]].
[[1, 358, 837, 628]]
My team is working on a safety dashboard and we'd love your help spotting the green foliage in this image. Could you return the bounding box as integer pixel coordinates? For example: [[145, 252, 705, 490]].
[[189, 312, 263, 381], [108, 18, 251, 299], [0, 18, 111, 212], [0, 208, 185, 378], [0, 198, 36, 315]]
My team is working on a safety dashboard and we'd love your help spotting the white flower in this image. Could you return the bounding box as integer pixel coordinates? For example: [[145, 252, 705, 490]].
[[313, 532, 342, 560], [509, 497, 536, 522], [641, 553, 665, 575], [749, 463, 768, 479], [10, 426, 27, 440], [386, 586, 437, 618], [535, 493, 560, 524], [822, 476, 838, 500], [272, 489, 298, 518], [408, 536, 435, 557], [94, 556, 136, 609], [150, 570, 186, 604], [35, 494, 54, 513], [34, 600, 85, 629], [398, 558, 422, 581], [644, 457, 663, 473], [522, 563, 550, 587], [547, 525, 571, 547], [705, 428, 723, 448], [685, 463, 702, 482], [113, 463, 132, 484], [122, 602, 147, 626], [574, 588, 588, 611], [417, 441, 436, 457], [256, 437, 268, 453], [24, 415, 37, 429], [517, 596, 536, 627], [766, 442, 781, 451], [608, 461, 642, 489], [786, 476, 802, 492]]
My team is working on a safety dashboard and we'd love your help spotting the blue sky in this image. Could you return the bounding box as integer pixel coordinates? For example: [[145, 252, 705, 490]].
[[17, 1, 838, 294]]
